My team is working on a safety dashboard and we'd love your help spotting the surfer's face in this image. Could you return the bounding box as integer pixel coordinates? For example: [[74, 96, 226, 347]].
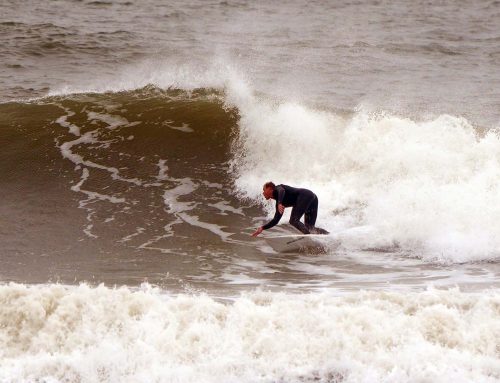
[[263, 186, 274, 200]]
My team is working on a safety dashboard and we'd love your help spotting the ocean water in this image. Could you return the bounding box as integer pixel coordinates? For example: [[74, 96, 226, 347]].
[[0, 1, 499, 381]]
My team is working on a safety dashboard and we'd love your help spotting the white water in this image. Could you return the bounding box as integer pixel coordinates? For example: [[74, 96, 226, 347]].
[[232, 97, 500, 263], [0, 283, 498, 383]]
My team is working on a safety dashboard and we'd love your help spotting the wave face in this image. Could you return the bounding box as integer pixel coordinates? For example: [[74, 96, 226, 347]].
[[1, 83, 500, 284], [0, 283, 498, 383], [0, 88, 257, 286]]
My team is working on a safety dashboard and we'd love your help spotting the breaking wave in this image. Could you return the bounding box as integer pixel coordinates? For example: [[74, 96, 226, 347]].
[[2, 66, 500, 264]]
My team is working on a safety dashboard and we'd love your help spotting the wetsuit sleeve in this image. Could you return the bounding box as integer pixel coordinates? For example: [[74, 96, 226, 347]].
[[261, 203, 283, 230], [261, 185, 286, 230], [276, 185, 285, 205]]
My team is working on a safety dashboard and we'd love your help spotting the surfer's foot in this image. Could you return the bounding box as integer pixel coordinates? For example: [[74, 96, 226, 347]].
[[310, 227, 329, 235]]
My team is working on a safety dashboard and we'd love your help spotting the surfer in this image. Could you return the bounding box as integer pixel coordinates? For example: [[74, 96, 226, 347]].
[[252, 182, 329, 237]]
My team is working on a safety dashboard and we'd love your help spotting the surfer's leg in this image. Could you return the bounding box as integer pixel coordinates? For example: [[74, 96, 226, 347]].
[[289, 208, 309, 234], [304, 196, 318, 230], [305, 195, 329, 234], [289, 192, 315, 234]]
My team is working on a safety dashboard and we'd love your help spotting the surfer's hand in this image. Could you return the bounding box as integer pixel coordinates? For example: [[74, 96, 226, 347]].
[[252, 227, 263, 237], [278, 204, 285, 214]]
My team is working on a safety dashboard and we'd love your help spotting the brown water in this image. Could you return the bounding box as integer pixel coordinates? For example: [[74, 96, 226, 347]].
[[1, 89, 499, 292]]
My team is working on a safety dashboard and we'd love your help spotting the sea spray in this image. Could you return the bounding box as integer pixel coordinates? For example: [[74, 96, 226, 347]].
[[229, 91, 500, 262]]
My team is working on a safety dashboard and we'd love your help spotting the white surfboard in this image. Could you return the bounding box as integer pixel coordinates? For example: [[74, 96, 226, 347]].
[[264, 233, 331, 253]]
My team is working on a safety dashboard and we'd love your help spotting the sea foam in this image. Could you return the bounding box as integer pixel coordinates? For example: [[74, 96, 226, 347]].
[[229, 87, 500, 263], [0, 283, 498, 383]]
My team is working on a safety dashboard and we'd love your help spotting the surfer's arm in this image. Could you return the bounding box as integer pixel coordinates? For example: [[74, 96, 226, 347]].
[[276, 185, 285, 214], [261, 205, 283, 230], [251, 186, 285, 236], [252, 208, 282, 236]]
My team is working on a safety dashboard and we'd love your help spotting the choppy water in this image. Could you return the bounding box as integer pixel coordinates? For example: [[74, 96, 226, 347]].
[[1, 1, 499, 382]]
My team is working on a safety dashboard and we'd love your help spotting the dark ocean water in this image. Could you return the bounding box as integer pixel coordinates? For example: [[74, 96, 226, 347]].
[[1, 1, 499, 382]]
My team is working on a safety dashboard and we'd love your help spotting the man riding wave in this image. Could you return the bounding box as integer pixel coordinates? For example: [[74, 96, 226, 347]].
[[252, 182, 329, 237]]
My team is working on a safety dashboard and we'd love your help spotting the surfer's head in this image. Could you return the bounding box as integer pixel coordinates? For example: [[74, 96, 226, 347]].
[[263, 181, 275, 200]]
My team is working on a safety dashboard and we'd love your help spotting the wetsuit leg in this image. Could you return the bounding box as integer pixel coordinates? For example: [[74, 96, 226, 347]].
[[289, 191, 315, 234], [304, 196, 318, 230], [304, 195, 329, 234]]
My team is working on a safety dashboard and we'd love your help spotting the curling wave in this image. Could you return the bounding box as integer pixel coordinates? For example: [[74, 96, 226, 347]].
[[2, 78, 500, 264]]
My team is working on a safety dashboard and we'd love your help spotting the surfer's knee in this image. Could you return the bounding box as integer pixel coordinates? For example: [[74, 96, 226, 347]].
[[289, 218, 307, 232]]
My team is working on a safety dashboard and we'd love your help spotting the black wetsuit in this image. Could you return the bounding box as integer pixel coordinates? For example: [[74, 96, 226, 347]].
[[262, 184, 325, 234]]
